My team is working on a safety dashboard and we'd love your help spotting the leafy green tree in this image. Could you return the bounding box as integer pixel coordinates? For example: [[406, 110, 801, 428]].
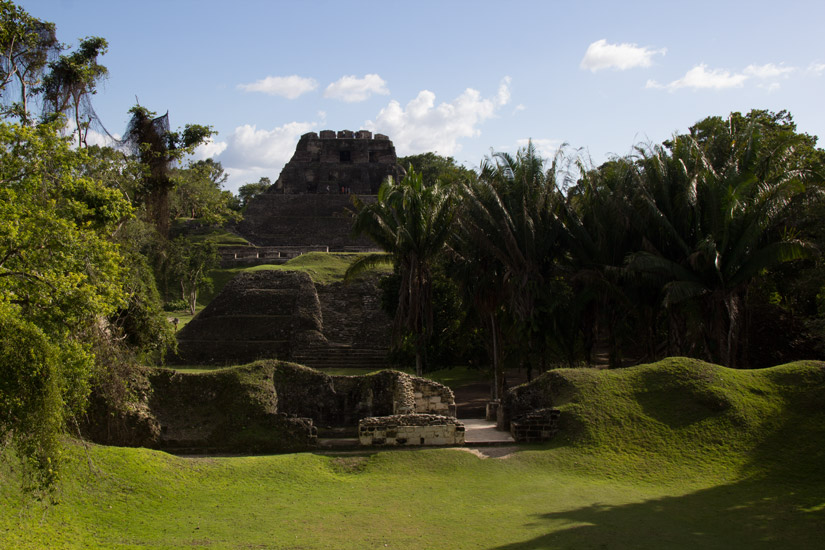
[[628, 117, 815, 367], [168, 237, 219, 315], [447, 231, 508, 397], [41, 36, 108, 146], [561, 158, 648, 367], [0, 1, 58, 123], [170, 159, 240, 225], [346, 168, 455, 375], [398, 152, 476, 187], [237, 177, 271, 208], [0, 121, 130, 490]]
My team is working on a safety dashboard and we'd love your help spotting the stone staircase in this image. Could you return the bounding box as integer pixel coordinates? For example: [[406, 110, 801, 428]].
[[292, 344, 389, 370]]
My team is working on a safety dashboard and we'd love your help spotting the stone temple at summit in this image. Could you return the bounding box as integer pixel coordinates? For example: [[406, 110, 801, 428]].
[[237, 130, 406, 251]]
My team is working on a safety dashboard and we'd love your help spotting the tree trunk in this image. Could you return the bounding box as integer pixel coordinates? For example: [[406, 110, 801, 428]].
[[490, 312, 500, 400], [148, 183, 171, 239]]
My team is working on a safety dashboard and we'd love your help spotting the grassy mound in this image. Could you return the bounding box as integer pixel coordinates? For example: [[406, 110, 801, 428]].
[[506, 357, 825, 480], [3, 358, 824, 549]]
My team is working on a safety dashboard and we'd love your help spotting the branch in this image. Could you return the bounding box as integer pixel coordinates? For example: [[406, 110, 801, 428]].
[[0, 269, 56, 290]]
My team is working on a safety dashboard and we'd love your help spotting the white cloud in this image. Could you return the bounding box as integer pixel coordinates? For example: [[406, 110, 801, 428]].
[[497, 76, 512, 106], [212, 121, 316, 191], [744, 63, 795, 79], [580, 39, 666, 72], [807, 62, 825, 76], [646, 64, 748, 91], [192, 138, 228, 161], [648, 62, 802, 92], [219, 166, 278, 194], [237, 75, 318, 99], [324, 74, 389, 102], [364, 77, 511, 156]]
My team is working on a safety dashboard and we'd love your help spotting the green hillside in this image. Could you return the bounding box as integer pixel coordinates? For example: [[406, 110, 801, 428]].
[[2, 359, 823, 549]]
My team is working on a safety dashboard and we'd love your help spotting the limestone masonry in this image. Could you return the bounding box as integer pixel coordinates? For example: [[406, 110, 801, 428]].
[[358, 414, 466, 446], [238, 130, 405, 250]]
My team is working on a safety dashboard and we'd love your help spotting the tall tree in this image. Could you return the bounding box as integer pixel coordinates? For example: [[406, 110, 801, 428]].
[[346, 168, 455, 375], [122, 105, 214, 239], [456, 142, 566, 378], [168, 237, 218, 315], [0, 121, 130, 491], [171, 159, 240, 224], [237, 176, 271, 209], [0, 1, 58, 123], [41, 36, 108, 147], [561, 158, 648, 367], [628, 116, 815, 367], [398, 152, 476, 187]]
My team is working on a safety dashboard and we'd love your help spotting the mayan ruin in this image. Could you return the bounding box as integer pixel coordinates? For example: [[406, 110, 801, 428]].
[[237, 130, 406, 252]]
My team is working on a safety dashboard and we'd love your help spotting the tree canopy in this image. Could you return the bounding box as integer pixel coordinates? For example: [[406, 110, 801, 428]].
[[0, 121, 130, 491]]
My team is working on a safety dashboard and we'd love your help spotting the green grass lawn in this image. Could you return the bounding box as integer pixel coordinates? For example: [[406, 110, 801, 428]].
[[198, 252, 391, 305], [3, 358, 824, 549], [175, 224, 251, 247]]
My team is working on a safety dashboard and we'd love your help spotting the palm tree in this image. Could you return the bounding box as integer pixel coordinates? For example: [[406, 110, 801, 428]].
[[455, 142, 566, 378], [345, 168, 454, 376], [561, 157, 647, 367], [628, 119, 814, 367]]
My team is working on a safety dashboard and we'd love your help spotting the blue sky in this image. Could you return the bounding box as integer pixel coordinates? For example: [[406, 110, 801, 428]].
[[19, 0, 825, 193]]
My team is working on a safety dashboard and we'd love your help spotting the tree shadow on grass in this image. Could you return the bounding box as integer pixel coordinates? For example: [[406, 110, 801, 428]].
[[490, 476, 825, 550]]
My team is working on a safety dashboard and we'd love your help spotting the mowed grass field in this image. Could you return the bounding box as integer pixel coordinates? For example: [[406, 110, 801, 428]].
[[2, 358, 824, 549]]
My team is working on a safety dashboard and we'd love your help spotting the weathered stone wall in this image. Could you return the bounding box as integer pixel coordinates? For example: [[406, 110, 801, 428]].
[[412, 378, 457, 416], [270, 363, 455, 427], [509, 408, 560, 442], [218, 245, 330, 267], [500, 370, 574, 430], [174, 270, 325, 365], [315, 276, 388, 346], [238, 194, 378, 249], [175, 265, 392, 367], [358, 414, 465, 446], [82, 361, 458, 452], [272, 130, 404, 195], [81, 363, 318, 453]]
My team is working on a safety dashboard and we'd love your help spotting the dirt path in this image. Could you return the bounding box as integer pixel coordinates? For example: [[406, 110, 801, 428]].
[[452, 369, 529, 419]]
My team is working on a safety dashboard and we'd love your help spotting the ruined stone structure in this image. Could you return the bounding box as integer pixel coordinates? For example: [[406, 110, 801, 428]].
[[509, 408, 560, 442], [82, 361, 457, 453], [358, 414, 465, 446], [175, 270, 326, 365], [175, 268, 390, 369], [238, 130, 405, 251], [273, 130, 404, 195]]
